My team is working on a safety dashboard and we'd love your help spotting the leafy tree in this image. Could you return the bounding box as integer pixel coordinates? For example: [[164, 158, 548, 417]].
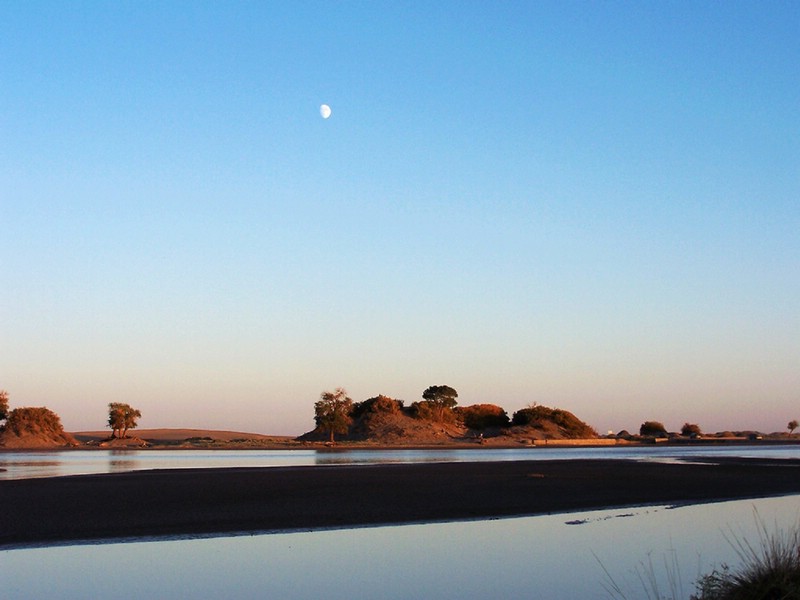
[[108, 403, 142, 438], [0, 390, 8, 422], [681, 422, 702, 436], [639, 420, 667, 437], [420, 385, 458, 423], [314, 388, 353, 443], [789, 420, 799, 434]]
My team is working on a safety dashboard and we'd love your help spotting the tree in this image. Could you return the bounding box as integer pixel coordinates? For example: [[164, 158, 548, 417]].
[[0, 390, 8, 422], [789, 420, 799, 434], [314, 388, 353, 443], [108, 403, 142, 438], [421, 385, 458, 423], [640, 421, 667, 437]]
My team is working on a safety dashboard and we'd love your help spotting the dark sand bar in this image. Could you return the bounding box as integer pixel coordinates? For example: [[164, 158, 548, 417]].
[[3, 457, 800, 548]]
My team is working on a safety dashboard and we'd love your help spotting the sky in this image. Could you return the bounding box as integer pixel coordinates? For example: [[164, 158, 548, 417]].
[[1, 1, 798, 436]]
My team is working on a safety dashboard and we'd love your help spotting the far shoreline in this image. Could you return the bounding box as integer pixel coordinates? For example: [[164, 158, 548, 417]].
[[3, 435, 800, 452]]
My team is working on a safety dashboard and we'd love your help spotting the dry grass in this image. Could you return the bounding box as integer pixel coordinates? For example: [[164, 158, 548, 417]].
[[600, 510, 800, 600], [692, 512, 800, 599]]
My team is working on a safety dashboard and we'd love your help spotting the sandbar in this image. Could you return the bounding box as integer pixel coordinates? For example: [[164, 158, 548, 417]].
[[2, 457, 800, 548]]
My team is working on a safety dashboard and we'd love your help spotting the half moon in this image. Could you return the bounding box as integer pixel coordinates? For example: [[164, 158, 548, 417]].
[[320, 104, 332, 119]]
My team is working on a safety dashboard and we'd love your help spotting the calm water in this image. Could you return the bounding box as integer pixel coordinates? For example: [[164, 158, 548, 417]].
[[3, 444, 800, 480], [3, 494, 799, 599]]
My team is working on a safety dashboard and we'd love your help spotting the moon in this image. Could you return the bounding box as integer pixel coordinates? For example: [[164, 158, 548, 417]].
[[320, 104, 331, 119]]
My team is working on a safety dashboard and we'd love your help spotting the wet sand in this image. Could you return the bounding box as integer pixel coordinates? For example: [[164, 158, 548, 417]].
[[2, 457, 800, 548]]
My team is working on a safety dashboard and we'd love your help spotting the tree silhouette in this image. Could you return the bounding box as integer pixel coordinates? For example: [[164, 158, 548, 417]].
[[788, 420, 798, 434]]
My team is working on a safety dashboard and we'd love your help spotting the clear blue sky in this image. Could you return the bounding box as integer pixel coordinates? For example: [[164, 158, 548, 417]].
[[2, 1, 798, 435]]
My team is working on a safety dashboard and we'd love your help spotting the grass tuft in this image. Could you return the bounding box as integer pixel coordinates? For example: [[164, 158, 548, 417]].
[[692, 510, 800, 599], [599, 509, 800, 600]]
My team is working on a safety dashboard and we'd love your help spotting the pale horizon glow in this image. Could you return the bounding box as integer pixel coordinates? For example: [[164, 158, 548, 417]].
[[1, 2, 798, 436]]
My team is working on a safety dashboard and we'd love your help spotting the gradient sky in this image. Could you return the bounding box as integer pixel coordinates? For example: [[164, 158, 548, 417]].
[[2, 1, 798, 435]]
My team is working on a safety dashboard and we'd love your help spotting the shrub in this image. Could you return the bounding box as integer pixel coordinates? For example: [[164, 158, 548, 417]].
[[682, 422, 702, 436], [456, 404, 510, 430], [692, 515, 800, 599], [640, 421, 668, 437], [511, 404, 597, 438], [5, 407, 64, 436], [351, 395, 403, 419], [410, 400, 456, 423]]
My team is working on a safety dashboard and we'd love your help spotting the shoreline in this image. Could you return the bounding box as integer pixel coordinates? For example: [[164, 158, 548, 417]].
[[3, 457, 800, 548], [5, 435, 800, 452]]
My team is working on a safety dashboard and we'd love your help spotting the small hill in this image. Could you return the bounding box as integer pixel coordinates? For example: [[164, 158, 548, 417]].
[[510, 405, 598, 439], [298, 396, 598, 445], [298, 395, 466, 444], [0, 407, 79, 448]]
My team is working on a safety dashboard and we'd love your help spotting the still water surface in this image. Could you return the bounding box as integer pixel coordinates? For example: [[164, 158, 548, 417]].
[[3, 444, 800, 480], [3, 494, 799, 599]]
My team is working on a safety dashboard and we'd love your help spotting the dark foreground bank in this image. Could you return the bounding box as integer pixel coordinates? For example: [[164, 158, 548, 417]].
[[2, 457, 800, 548]]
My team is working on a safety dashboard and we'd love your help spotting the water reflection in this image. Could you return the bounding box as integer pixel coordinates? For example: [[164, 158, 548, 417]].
[[107, 450, 141, 474], [3, 495, 799, 599], [2, 445, 800, 480]]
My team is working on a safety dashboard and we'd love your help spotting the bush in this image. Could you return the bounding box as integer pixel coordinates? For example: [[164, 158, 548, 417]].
[[692, 516, 800, 599], [511, 404, 597, 438], [5, 407, 64, 436], [455, 404, 510, 430], [640, 421, 668, 437], [351, 395, 403, 419], [682, 422, 702, 436]]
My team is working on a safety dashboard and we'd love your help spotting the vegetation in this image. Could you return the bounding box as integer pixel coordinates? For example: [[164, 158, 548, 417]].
[[511, 404, 597, 438], [682, 423, 702, 436], [603, 513, 800, 600], [4, 407, 65, 437], [351, 395, 403, 419], [107, 402, 142, 438], [788, 420, 798, 434], [314, 388, 353, 443], [418, 385, 459, 423], [0, 389, 8, 422], [692, 517, 800, 599], [456, 404, 510, 430], [640, 421, 668, 437], [0, 393, 75, 447]]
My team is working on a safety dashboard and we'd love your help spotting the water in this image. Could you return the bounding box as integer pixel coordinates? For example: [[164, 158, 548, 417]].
[[3, 494, 799, 599], [3, 444, 800, 480]]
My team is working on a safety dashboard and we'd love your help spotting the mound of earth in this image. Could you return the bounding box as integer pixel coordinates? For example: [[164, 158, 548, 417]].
[[298, 395, 466, 444], [96, 436, 150, 448], [299, 396, 598, 445], [299, 411, 465, 444], [0, 407, 79, 448]]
